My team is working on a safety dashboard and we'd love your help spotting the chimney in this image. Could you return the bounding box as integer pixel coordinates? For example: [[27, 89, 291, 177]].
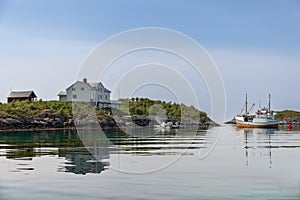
[[83, 78, 87, 83]]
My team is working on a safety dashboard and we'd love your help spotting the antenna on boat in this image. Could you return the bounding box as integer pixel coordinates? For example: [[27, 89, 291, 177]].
[[268, 132, 272, 168], [268, 94, 271, 112], [245, 93, 248, 115], [245, 130, 249, 167]]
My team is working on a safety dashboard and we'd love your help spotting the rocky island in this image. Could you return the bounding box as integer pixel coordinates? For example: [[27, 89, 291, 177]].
[[0, 99, 214, 132], [0, 101, 117, 131]]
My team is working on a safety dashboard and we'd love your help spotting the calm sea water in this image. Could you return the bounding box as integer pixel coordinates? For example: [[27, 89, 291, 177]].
[[0, 125, 300, 200]]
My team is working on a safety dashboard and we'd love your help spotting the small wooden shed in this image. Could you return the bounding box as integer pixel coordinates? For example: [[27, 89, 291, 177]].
[[7, 91, 37, 103]]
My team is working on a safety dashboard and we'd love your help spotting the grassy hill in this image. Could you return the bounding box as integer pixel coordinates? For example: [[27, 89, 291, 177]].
[[0, 100, 72, 117], [0, 100, 107, 118], [118, 98, 209, 121], [275, 110, 300, 122], [0, 101, 116, 130], [0, 99, 209, 122]]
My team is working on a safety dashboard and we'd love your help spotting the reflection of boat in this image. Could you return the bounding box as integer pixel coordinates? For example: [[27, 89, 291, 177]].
[[236, 127, 277, 135], [238, 128, 275, 167], [154, 122, 170, 131], [154, 121, 179, 131], [235, 94, 279, 128]]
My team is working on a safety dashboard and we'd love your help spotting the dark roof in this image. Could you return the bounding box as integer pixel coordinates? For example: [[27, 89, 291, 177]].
[[104, 88, 111, 93], [8, 91, 37, 98]]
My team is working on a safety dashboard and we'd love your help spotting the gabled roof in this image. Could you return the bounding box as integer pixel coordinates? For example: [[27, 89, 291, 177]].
[[66, 81, 92, 91], [88, 82, 98, 88], [65, 79, 111, 93], [104, 88, 111, 93], [90, 82, 111, 93], [8, 91, 37, 98]]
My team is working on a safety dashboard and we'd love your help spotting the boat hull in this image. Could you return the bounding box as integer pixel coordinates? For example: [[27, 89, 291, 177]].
[[236, 121, 279, 128]]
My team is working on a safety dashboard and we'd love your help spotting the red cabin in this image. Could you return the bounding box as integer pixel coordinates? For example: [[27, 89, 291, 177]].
[[7, 91, 37, 103]]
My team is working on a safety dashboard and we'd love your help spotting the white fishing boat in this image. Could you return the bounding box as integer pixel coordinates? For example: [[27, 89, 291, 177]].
[[235, 94, 279, 128]]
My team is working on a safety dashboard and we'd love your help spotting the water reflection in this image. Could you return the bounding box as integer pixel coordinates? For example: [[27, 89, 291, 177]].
[[0, 130, 110, 175], [58, 148, 109, 175], [77, 127, 208, 173], [0, 128, 208, 175], [236, 128, 276, 168]]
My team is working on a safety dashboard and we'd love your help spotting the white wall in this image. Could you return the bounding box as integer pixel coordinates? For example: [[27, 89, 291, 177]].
[[66, 81, 92, 102], [94, 83, 111, 103], [65, 81, 111, 105]]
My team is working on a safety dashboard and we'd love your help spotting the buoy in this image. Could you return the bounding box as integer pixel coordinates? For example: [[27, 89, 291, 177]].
[[288, 124, 292, 131]]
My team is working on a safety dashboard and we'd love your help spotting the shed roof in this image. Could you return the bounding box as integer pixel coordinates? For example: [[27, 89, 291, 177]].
[[8, 91, 37, 98], [57, 91, 67, 96]]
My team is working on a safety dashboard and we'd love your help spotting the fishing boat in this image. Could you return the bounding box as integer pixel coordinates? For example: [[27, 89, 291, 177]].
[[235, 94, 279, 128]]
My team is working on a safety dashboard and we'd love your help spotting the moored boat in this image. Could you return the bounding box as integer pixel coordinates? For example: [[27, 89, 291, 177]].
[[235, 94, 279, 128]]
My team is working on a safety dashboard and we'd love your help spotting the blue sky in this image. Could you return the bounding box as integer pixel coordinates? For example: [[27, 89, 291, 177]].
[[0, 0, 300, 120]]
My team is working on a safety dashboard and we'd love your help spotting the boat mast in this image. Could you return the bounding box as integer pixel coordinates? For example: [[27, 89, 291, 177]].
[[268, 94, 271, 112], [245, 93, 248, 115]]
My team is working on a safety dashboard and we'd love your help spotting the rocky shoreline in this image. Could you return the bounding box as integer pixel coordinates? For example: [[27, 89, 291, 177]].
[[0, 100, 219, 132], [0, 112, 217, 132], [0, 113, 118, 132]]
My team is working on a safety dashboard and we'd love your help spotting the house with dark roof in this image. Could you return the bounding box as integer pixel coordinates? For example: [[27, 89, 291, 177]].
[[58, 78, 120, 109], [7, 90, 37, 103]]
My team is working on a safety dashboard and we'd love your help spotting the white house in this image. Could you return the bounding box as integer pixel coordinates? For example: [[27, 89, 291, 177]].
[[58, 78, 120, 109]]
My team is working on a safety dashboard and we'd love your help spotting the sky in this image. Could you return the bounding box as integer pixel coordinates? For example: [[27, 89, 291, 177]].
[[0, 0, 300, 120]]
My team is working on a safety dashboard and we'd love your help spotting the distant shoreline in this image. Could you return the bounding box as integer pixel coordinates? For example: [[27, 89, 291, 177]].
[[0, 126, 126, 133], [0, 127, 76, 133], [225, 109, 300, 125]]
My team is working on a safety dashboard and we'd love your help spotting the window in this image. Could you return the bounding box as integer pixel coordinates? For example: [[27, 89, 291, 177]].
[[81, 87, 84, 91], [105, 95, 108, 100], [72, 87, 76, 91], [73, 94, 77, 99], [100, 95, 102, 99]]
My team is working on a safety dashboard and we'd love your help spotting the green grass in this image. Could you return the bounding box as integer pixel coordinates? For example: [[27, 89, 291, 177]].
[[275, 110, 300, 121], [0, 100, 114, 119], [118, 98, 208, 121], [0, 99, 209, 121], [0, 100, 73, 117]]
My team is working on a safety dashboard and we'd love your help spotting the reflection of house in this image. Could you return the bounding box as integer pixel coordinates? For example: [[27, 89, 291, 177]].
[[7, 90, 37, 103], [63, 153, 108, 175], [58, 148, 110, 175], [58, 78, 120, 109]]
